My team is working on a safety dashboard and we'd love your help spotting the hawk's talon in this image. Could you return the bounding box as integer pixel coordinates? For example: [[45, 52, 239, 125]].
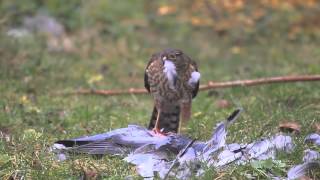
[[151, 128, 167, 136]]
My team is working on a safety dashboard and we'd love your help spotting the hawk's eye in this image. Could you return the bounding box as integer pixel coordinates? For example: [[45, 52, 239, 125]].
[[168, 54, 176, 60]]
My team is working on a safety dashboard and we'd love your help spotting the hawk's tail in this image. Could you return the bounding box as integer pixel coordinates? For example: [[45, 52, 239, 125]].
[[148, 105, 180, 133]]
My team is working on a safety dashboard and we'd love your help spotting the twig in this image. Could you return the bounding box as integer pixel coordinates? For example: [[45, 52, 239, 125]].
[[66, 88, 147, 96], [200, 75, 320, 91], [63, 75, 320, 97]]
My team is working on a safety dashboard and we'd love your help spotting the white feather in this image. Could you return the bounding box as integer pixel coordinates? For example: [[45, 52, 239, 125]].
[[163, 60, 177, 89], [188, 71, 200, 86]]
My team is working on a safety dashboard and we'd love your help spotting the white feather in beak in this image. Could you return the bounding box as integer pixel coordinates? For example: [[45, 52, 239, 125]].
[[163, 60, 177, 89]]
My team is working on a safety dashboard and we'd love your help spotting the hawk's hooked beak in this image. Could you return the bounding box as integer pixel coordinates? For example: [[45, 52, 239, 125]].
[[162, 56, 167, 60], [162, 56, 167, 65]]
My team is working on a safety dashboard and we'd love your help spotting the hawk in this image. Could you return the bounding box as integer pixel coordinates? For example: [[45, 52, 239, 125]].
[[144, 48, 200, 134]]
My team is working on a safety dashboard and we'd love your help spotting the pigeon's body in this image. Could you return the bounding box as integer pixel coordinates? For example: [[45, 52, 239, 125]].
[[53, 109, 317, 180], [144, 48, 200, 133]]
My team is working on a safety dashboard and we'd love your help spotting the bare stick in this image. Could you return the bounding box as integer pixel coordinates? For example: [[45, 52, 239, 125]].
[[65, 75, 320, 96], [67, 88, 147, 96], [200, 74, 320, 91]]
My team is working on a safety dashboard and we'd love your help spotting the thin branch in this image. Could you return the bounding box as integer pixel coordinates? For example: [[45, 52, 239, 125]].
[[68, 88, 147, 96], [64, 75, 320, 96], [200, 74, 320, 91]]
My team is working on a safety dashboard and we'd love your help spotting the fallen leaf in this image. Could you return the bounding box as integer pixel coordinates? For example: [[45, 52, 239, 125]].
[[231, 46, 241, 54], [20, 95, 30, 104], [279, 121, 301, 134], [157, 5, 176, 15], [314, 123, 320, 133], [216, 99, 230, 109], [83, 169, 98, 180], [193, 111, 203, 118], [88, 74, 104, 84], [298, 175, 313, 180]]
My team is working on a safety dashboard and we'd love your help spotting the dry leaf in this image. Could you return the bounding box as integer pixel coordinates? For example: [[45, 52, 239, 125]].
[[231, 46, 241, 54], [216, 99, 230, 109], [279, 121, 301, 134], [314, 123, 320, 133], [87, 74, 104, 84], [82, 169, 98, 180], [298, 175, 313, 180], [157, 5, 176, 15]]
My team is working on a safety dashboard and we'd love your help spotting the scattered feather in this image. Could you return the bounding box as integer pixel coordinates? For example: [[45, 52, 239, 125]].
[[287, 162, 320, 180], [304, 133, 320, 146], [271, 134, 294, 153], [303, 149, 320, 162], [216, 99, 230, 109]]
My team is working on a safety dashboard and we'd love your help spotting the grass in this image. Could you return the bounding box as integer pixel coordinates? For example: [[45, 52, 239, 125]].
[[1, 1, 320, 179]]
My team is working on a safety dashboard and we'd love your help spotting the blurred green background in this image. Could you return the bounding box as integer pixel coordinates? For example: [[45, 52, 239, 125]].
[[0, 0, 319, 179]]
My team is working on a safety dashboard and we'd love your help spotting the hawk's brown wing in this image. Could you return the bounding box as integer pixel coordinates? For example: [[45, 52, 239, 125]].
[[144, 52, 181, 132], [144, 71, 150, 93], [144, 52, 160, 93], [190, 60, 200, 98]]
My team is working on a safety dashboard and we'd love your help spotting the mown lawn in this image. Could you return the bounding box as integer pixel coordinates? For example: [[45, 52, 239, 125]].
[[0, 1, 320, 179]]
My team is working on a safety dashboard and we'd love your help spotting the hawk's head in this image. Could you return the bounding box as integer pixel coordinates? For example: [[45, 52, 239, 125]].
[[160, 48, 191, 69], [161, 48, 182, 61]]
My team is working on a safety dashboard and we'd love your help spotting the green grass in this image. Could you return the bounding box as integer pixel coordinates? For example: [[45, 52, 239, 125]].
[[1, 1, 320, 179]]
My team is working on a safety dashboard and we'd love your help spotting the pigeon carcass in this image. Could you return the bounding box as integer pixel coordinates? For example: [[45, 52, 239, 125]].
[[52, 109, 319, 179]]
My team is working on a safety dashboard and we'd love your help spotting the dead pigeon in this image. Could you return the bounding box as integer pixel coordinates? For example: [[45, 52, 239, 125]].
[[52, 108, 311, 179]]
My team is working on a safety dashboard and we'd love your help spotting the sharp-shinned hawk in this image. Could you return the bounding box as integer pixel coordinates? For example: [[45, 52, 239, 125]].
[[144, 48, 200, 134]]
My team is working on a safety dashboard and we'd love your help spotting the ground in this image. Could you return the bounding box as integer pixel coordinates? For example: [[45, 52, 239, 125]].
[[0, 1, 320, 179]]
